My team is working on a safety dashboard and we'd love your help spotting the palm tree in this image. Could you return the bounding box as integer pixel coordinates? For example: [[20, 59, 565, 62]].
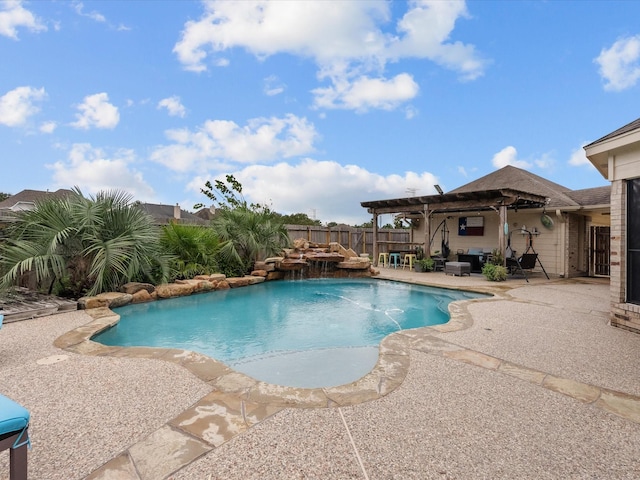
[[0, 188, 168, 298], [195, 174, 290, 276], [160, 222, 222, 280], [212, 206, 290, 276]]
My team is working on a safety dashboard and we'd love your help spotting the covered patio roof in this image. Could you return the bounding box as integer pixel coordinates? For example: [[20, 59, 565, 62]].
[[361, 187, 548, 267], [361, 188, 548, 215]]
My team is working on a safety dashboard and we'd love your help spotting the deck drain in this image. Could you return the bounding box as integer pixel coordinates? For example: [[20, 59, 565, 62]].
[[37, 354, 70, 365]]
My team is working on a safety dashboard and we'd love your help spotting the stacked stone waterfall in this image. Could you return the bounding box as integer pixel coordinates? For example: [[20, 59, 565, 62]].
[[253, 238, 373, 280]]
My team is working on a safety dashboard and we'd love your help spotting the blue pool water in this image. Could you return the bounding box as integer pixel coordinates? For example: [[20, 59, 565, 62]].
[[94, 279, 485, 388]]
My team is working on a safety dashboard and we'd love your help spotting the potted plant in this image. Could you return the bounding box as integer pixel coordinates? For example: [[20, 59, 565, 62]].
[[481, 250, 507, 281], [415, 257, 435, 272]]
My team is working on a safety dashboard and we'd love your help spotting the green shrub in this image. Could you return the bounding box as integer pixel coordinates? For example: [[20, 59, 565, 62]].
[[489, 248, 504, 266], [416, 257, 434, 272], [482, 263, 507, 282], [160, 223, 221, 281]]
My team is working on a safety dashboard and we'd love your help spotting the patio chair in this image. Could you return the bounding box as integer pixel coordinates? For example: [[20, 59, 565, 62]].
[[0, 394, 30, 480], [506, 253, 538, 283]]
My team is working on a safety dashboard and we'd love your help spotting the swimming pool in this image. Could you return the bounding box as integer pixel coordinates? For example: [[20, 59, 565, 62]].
[[93, 279, 485, 388]]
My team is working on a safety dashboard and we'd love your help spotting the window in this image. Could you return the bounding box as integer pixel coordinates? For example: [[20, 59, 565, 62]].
[[628, 178, 640, 304]]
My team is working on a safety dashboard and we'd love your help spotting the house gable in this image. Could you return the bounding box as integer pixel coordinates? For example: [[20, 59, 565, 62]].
[[585, 117, 640, 180]]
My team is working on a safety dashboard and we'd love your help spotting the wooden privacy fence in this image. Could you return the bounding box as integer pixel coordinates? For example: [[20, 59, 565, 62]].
[[285, 224, 410, 256]]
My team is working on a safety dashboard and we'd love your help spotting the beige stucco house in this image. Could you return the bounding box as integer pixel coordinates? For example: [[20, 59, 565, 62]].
[[362, 166, 610, 278], [585, 117, 640, 333]]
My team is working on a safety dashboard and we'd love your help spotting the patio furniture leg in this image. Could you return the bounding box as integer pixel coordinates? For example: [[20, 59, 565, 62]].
[[10, 440, 28, 480]]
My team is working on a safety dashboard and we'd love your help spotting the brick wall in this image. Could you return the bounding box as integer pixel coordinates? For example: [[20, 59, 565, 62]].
[[609, 179, 640, 332]]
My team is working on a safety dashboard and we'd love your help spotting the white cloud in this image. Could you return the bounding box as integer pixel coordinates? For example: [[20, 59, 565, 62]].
[[534, 152, 555, 169], [48, 143, 155, 199], [186, 159, 440, 225], [71, 93, 120, 129], [492, 146, 555, 171], [491, 146, 532, 169], [312, 73, 419, 111], [158, 96, 186, 117], [0, 86, 46, 126], [151, 114, 318, 172], [173, 0, 485, 112], [595, 35, 640, 91], [404, 105, 418, 119], [264, 75, 285, 96], [388, 0, 484, 81], [457, 166, 468, 177], [40, 121, 56, 133], [0, 0, 46, 39], [568, 144, 590, 167], [72, 1, 105, 23]]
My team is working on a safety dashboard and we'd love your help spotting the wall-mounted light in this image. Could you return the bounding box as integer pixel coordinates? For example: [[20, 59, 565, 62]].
[[434, 184, 444, 195]]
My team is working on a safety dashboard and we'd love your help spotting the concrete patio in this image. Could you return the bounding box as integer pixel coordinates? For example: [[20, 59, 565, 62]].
[[1, 269, 640, 479]]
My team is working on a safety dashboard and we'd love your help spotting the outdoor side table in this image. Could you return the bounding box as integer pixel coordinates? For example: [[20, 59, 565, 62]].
[[432, 256, 446, 271], [0, 394, 30, 480], [444, 261, 471, 276]]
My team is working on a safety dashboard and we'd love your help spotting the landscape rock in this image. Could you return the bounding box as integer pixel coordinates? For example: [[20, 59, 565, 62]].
[[132, 289, 153, 304], [156, 283, 195, 298], [78, 292, 133, 310], [226, 277, 252, 288], [266, 271, 285, 281], [264, 256, 284, 264], [193, 274, 226, 282], [120, 282, 155, 295], [175, 279, 215, 293]]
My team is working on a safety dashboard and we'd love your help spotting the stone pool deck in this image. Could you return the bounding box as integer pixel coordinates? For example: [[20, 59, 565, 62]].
[[1, 270, 640, 479]]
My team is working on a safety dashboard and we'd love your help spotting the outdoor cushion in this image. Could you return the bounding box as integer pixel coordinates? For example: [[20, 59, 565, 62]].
[[0, 394, 29, 436]]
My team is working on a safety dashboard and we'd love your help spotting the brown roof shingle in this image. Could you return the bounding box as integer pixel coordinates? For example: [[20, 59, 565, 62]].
[[585, 117, 640, 148], [448, 166, 581, 208], [563, 186, 610, 206], [0, 189, 75, 209]]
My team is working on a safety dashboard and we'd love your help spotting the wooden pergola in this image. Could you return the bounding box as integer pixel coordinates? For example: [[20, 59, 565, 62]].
[[361, 188, 548, 266]]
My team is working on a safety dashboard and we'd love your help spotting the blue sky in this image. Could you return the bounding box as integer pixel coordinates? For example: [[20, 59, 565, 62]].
[[1, 0, 639, 224]]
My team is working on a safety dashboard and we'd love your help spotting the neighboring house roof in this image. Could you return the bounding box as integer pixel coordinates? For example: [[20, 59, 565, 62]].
[[0, 189, 75, 210], [449, 165, 609, 209], [138, 203, 208, 225], [194, 207, 217, 221], [0, 191, 210, 226]]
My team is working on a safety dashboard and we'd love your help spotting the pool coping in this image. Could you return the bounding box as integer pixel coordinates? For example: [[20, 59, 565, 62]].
[[53, 281, 500, 409]]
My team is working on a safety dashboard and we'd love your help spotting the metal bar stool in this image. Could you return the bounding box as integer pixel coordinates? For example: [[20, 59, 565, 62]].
[[388, 253, 401, 269], [377, 252, 389, 268], [402, 253, 417, 270]]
